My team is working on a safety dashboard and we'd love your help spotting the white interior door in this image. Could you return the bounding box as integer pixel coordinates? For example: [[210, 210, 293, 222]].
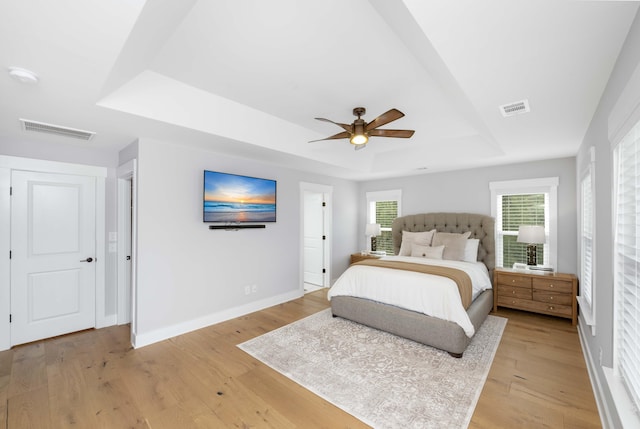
[[10, 170, 96, 346], [303, 191, 324, 286], [122, 178, 132, 324]]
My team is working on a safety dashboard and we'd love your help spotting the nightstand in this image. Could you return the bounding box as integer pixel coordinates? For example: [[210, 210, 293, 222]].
[[350, 253, 382, 265], [493, 267, 578, 326]]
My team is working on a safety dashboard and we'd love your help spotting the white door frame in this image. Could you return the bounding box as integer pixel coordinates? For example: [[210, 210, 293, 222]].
[[299, 182, 332, 290], [0, 155, 106, 351], [117, 159, 137, 345]]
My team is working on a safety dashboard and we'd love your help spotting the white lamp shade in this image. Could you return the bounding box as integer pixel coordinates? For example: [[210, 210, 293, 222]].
[[365, 223, 381, 236], [517, 225, 546, 244]]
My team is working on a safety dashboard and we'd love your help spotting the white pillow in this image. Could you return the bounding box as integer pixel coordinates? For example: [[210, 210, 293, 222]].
[[432, 231, 472, 261], [411, 243, 444, 259], [398, 229, 436, 256], [463, 238, 480, 262]]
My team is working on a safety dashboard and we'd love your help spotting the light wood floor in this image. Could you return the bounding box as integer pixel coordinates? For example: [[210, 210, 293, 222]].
[[0, 289, 601, 428]]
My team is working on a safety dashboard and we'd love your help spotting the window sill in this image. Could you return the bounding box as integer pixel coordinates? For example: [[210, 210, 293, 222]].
[[603, 366, 640, 428], [577, 296, 596, 335]]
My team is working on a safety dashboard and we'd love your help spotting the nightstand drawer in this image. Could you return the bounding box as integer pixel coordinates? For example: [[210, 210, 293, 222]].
[[497, 296, 572, 317], [532, 278, 572, 294], [533, 289, 573, 305], [494, 268, 578, 325], [497, 273, 532, 288], [497, 284, 532, 300]]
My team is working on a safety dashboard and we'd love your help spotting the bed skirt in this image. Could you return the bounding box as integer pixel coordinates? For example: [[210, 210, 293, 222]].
[[330, 289, 494, 357]]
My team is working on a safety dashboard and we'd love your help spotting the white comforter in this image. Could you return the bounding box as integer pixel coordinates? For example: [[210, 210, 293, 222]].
[[327, 256, 493, 337]]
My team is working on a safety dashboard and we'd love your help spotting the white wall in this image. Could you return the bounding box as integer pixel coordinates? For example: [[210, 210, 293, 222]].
[[359, 157, 577, 274], [575, 10, 640, 429], [132, 138, 358, 346]]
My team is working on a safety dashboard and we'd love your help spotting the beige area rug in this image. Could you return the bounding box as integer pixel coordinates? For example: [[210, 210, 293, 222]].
[[238, 309, 507, 429]]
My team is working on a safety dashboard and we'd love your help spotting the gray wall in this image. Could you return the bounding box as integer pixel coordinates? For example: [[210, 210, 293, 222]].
[[359, 157, 577, 274], [575, 10, 640, 429], [132, 138, 358, 343]]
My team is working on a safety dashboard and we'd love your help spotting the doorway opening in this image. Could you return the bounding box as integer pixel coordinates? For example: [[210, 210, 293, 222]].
[[300, 182, 332, 293], [117, 159, 137, 346]]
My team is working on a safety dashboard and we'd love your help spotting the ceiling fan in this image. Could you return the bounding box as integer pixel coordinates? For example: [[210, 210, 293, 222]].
[[310, 107, 415, 150]]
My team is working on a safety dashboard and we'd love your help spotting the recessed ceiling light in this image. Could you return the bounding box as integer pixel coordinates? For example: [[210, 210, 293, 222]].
[[8, 67, 39, 84]]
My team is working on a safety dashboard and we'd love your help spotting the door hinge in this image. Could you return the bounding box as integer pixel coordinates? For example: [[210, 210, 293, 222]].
[[322, 268, 326, 273], [9, 314, 11, 323], [9, 250, 11, 259], [9, 186, 12, 196], [322, 235, 326, 240], [322, 201, 326, 207]]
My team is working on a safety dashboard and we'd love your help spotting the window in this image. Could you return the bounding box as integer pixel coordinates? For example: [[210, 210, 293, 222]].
[[613, 120, 640, 414], [579, 147, 596, 328], [366, 190, 401, 255], [490, 178, 558, 269]]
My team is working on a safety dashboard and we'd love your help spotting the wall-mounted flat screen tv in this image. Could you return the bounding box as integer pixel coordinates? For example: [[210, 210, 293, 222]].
[[203, 170, 276, 223]]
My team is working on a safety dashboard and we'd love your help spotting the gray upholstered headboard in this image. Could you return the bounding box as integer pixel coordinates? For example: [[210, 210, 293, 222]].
[[391, 212, 496, 280]]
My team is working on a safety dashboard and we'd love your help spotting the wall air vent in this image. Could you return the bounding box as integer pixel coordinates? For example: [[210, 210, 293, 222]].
[[499, 99, 530, 117], [20, 118, 96, 141]]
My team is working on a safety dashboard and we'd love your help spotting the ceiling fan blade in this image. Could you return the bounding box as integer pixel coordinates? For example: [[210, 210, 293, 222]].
[[315, 117, 352, 133], [368, 129, 415, 138], [355, 143, 367, 151], [365, 109, 404, 131], [308, 130, 351, 143]]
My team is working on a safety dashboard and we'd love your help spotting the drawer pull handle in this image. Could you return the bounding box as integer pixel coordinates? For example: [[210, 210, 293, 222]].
[[512, 291, 516, 294], [550, 296, 554, 300], [512, 279, 516, 283], [549, 306, 554, 310], [549, 284, 554, 288]]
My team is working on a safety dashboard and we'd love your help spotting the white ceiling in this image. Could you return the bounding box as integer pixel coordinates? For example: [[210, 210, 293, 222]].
[[1, 0, 637, 180]]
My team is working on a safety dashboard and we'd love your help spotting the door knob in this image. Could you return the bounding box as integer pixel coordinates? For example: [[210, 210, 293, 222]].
[[80, 257, 94, 263]]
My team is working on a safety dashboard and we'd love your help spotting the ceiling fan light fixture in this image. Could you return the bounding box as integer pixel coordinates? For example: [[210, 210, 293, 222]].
[[350, 134, 368, 145], [350, 120, 368, 145]]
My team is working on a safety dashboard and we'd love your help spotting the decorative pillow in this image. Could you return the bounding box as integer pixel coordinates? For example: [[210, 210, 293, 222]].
[[432, 231, 472, 261], [411, 243, 444, 259], [463, 238, 480, 262], [398, 229, 436, 256]]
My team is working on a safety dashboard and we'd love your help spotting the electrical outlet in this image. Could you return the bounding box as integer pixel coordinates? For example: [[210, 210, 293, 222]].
[[244, 285, 251, 295], [251, 284, 257, 293]]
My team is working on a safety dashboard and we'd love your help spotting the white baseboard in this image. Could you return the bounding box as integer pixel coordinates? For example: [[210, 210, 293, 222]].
[[578, 321, 613, 429], [132, 289, 304, 349]]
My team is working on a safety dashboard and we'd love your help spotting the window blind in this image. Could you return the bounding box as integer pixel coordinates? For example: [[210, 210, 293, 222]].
[[581, 172, 594, 309], [496, 193, 547, 268], [614, 120, 640, 412], [375, 200, 397, 255]]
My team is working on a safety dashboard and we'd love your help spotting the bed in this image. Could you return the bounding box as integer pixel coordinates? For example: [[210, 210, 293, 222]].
[[329, 212, 495, 357]]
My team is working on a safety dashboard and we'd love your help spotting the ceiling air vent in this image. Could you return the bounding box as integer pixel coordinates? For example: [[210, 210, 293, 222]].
[[499, 99, 530, 117], [20, 118, 96, 141]]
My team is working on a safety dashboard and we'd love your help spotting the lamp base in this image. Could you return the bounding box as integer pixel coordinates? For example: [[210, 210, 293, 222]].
[[371, 236, 377, 252], [526, 244, 537, 266]]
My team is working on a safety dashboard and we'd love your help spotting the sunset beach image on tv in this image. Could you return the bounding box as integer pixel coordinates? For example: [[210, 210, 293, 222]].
[[203, 170, 276, 222]]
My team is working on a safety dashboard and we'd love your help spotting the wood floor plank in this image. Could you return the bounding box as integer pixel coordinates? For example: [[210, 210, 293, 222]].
[[0, 289, 602, 428], [6, 385, 50, 429], [7, 342, 47, 397]]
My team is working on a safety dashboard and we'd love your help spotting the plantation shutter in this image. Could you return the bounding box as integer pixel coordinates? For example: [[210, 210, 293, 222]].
[[614, 121, 640, 411], [581, 171, 594, 309]]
